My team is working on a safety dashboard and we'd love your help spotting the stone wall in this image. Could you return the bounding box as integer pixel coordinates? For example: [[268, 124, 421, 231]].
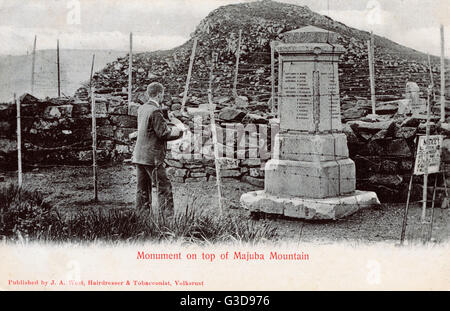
[[0, 93, 135, 169], [1, 93, 449, 203]]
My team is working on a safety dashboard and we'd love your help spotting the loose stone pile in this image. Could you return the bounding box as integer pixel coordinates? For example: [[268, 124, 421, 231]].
[[345, 116, 450, 203]]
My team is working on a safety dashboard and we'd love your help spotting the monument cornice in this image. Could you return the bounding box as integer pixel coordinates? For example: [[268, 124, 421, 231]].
[[275, 43, 345, 54]]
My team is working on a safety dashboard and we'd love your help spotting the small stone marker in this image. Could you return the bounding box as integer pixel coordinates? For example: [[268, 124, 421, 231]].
[[406, 82, 426, 115], [240, 26, 380, 220], [44, 105, 73, 119], [397, 99, 412, 115]]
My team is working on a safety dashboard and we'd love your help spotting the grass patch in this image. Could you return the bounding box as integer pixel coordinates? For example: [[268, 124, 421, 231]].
[[0, 184, 277, 244]]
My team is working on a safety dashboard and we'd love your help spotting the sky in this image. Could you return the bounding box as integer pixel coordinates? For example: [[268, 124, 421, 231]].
[[0, 0, 448, 56]]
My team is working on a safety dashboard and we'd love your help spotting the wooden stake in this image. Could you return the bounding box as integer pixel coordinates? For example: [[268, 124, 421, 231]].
[[233, 30, 242, 98], [400, 174, 414, 245], [128, 32, 133, 106], [421, 86, 433, 223], [367, 36, 376, 115], [15, 94, 22, 188], [208, 52, 223, 215], [428, 176, 438, 242], [181, 37, 198, 112], [91, 86, 98, 202], [90, 54, 95, 84], [271, 41, 275, 114], [31, 35, 36, 95], [442, 170, 449, 209], [427, 54, 434, 87], [400, 136, 419, 245], [440, 25, 446, 123], [89, 53, 97, 201], [427, 54, 436, 102], [371, 31, 375, 60], [57, 39, 61, 97]]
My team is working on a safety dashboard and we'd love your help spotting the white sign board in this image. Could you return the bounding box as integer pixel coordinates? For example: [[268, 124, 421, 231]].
[[413, 135, 443, 175]]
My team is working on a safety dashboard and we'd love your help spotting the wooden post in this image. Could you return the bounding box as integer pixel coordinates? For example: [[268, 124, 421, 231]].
[[89, 53, 97, 201], [181, 37, 198, 112], [31, 35, 36, 95], [427, 54, 434, 87], [428, 177, 438, 242], [271, 41, 275, 114], [90, 54, 95, 84], [371, 31, 375, 59], [400, 175, 414, 245], [233, 30, 242, 97], [421, 86, 433, 223], [15, 94, 22, 188], [441, 170, 449, 209], [441, 25, 446, 123], [427, 54, 436, 103], [57, 39, 61, 97], [90, 53, 98, 202], [371, 32, 375, 86], [400, 136, 419, 245], [208, 52, 223, 215], [128, 32, 133, 106], [367, 35, 376, 115], [91, 87, 98, 202]]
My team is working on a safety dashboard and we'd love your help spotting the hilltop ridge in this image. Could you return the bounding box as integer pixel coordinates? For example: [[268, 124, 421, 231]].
[[84, 0, 442, 104]]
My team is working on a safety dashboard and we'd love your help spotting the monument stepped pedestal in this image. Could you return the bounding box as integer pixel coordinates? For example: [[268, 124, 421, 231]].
[[241, 190, 380, 220], [240, 26, 379, 220]]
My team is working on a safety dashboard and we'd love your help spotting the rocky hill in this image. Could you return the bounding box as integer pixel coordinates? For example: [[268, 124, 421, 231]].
[[82, 0, 443, 107]]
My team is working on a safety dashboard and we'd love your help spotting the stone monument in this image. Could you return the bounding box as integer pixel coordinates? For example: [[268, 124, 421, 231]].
[[240, 26, 380, 220]]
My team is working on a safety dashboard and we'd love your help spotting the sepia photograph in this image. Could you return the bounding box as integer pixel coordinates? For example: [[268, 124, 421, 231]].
[[0, 0, 449, 292]]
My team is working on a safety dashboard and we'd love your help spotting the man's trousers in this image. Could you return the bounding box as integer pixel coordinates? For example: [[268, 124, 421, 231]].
[[135, 163, 174, 215]]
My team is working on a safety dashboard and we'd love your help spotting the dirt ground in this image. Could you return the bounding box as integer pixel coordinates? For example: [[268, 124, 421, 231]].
[[2, 164, 449, 244]]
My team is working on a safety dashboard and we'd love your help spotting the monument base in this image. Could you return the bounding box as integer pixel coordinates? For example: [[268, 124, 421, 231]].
[[240, 190, 380, 220]]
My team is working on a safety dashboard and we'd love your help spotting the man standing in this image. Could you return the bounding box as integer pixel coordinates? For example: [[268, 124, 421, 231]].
[[132, 82, 183, 216]]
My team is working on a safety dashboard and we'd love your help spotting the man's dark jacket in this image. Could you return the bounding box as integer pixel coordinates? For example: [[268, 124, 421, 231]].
[[132, 100, 180, 166]]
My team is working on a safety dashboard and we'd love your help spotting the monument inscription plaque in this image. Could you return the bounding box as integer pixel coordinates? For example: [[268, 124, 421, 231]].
[[318, 62, 342, 132], [280, 51, 342, 133], [281, 62, 314, 132]]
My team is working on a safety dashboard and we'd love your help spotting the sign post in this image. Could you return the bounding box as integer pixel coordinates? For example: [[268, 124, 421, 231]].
[[421, 88, 432, 223], [400, 87, 444, 244]]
